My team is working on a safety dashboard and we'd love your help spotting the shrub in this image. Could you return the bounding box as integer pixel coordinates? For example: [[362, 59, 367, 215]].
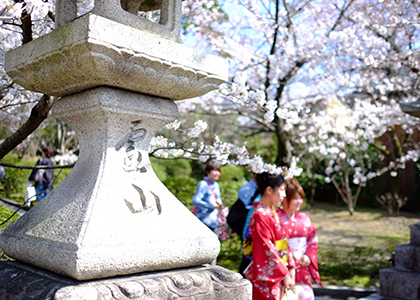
[[150, 158, 192, 182], [218, 235, 243, 272], [219, 181, 244, 208], [220, 165, 246, 182], [162, 177, 198, 210], [0, 206, 19, 230], [150, 158, 169, 181], [0, 156, 35, 203]]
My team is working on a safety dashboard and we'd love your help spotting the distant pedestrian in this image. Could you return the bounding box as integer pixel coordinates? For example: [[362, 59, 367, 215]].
[[192, 160, 223, 265], [28, 146, 55, 201], [0, 165, 5, 180]]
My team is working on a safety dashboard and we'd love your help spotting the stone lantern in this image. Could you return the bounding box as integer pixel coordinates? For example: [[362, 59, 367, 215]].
[[377, 101, 420, 300], [0, 1, 251, 298]]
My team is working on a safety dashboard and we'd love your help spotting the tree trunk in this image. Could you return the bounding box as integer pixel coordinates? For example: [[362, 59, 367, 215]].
[[275, 118, 292, 166], [347, 200, 354, 215]]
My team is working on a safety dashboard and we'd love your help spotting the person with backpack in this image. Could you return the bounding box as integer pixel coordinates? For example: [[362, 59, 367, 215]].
[[28, 146, 55, 201], [235, 174, 258, 276]]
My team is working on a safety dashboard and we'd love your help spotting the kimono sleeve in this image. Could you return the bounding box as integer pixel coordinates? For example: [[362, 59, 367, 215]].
[[304, 214, 323, 287], [250, 211, 289, 286], [304, 215, 319, 269]]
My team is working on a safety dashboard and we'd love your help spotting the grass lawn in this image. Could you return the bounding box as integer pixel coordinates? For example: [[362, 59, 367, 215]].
[[218, 202, 420, 288]]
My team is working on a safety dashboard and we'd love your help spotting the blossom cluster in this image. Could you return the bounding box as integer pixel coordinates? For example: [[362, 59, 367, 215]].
[[150, 121, 303, 177], [294, 97, 420, 187]]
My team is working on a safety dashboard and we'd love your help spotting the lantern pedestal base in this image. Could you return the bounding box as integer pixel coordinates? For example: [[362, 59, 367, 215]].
[[0, 261, 251, 300]]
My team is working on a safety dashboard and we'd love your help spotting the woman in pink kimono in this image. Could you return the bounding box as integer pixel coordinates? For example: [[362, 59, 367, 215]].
[[244, 172, 296, 300], [277, 178, 323, 300]]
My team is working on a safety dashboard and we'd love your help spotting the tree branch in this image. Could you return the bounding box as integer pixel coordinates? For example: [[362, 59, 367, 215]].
[[275, 60, 307, 102], [264, 0, 280, 92], [336, 4, 402, 54], [0, 100, 37, 110], [237, 110, 276, 131], [0, 94, 54, 160], [0, 162, 75, 169], [20, 5, 33, 44], [353, 184, 362, 208], [328, 0, 355, 36], [331, 177, 349, 204], [390, 125, 403, 158]]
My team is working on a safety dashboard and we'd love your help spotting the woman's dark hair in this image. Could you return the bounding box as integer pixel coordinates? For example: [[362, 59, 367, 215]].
[[42, 146, 54, 158], [204, 160, 221, 175], [255, 172, 286, 195], [285, 177, 305, 205]]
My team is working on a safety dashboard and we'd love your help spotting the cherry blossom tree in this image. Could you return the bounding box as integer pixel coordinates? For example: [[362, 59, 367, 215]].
[[183, 0, 419, 161], [291, 96, 420, 214], [180, 0, 420, 212], [1, 0, 420, 192]]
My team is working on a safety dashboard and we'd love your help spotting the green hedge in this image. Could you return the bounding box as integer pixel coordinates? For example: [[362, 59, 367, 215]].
[[0, 156, 35, 203], [0, 206, 19, 230]]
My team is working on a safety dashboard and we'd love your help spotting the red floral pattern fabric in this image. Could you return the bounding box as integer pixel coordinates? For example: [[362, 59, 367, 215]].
[[244, 202, 296, 300], [277, 208, 323, 288]]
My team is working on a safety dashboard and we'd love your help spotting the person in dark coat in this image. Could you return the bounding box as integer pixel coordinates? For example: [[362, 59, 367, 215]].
[[0, 166, 5, 180], [29, 146, 55, 201]]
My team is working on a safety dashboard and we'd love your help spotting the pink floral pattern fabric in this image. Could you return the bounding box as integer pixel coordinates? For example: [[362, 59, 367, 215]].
[[244, 202, 295, 300], [277, 208, 323, 288]]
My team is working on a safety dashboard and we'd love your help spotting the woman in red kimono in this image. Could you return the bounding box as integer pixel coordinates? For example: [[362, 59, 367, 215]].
[[277, 178, 323, 300], [244, 172, 296, 300]]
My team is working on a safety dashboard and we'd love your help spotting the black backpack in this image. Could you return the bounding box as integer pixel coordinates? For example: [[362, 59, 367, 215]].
[[227, 190, 259, 239]]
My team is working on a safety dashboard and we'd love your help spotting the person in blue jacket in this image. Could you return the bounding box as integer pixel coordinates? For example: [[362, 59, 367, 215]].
[[193, 160, 223, 231], [193, 160, 223, 266], [238, 174, 258, 211]]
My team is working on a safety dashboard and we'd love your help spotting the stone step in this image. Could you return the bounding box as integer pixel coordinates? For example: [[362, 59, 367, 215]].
[[394, 244, 420, 272], [312, 285, 376, 299], [410, 223, 420, 246], [380, 267, 420, 300]]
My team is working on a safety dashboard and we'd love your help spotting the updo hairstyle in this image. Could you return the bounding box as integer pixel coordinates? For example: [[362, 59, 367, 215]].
[[255, 172, 286, 195]]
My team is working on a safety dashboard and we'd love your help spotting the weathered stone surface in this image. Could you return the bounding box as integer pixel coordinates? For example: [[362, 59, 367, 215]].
[[380, 267, 420, 300], [5, 13, 228, 100], [0, 87, 220, 280], [394, 244, 420, 273], [410, 223, 420, 246], [55, 0, 181, 39], [312, 285, 377, 299], [0, 261, 252, 300]]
